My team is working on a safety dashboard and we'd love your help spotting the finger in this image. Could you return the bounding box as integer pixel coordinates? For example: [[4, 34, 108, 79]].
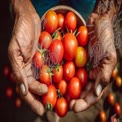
[[73, 87, 106, 112], [21, 91, 45, 116], [29, 78, 48, 96]]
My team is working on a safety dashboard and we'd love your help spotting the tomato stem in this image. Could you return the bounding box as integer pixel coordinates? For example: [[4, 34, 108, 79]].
[[57, 89, 63, 98], [52, 28, 61, 40], [46, 103, 52, 111]]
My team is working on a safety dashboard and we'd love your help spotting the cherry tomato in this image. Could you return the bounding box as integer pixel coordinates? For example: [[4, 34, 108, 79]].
[[77, 26, 88, 46], [57, 13, 64, 30], [42, 85, 57, 109], [111, 65, 118, 79], [49, 39, 64, 64], [53, 31, 62, 41], [65, 11, 77, 31], [63, 33, 78, 61], [39, 31, 52, 49], [115, 76, 122, 88], [52, 65, 63, 83], [68, 77, 82, 99], [40, 65, 52, 86], [33, 50, 44, 69], [55, 97, 68, 117], [75, 68, 88, 88], [57, 79, 67, 96], [44, 10, 58, 34], [15, 98, 22, 108], [6, 87, 13, 98], [3, 65, 9, 77], [65, 91, 71, 105], [114, 102, 121, 116], [107, 92, 115, 106], [99, 110, 107, 122], [75, 46, 87, 67], [63, 61, 75, 81]]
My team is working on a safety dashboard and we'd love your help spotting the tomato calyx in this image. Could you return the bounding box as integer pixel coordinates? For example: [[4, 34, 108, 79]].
[[36, 47, 47, 59], [57, 89, 63, 98], [46, 103, 53, 111]]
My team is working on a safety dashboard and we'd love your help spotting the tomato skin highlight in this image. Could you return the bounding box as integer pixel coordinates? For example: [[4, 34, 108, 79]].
[[44, 10, 58, 34], [42, 85, 57, 109], [55, 97, 68, 117], [75, 68, 88, 88], [39, 31, 52, 49], [68, 77, 82, 99], [63, 33, 78, 61], [77, 26, 88, 46], [52, 65, 63, 83], [75, 46, 87, 67], [65, 11, 77, 31], [49, 39, 64, 64], [63, 61, 75, 81]]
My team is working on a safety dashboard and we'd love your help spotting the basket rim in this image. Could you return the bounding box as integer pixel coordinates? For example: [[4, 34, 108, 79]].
[[40, 5, 86, 26]]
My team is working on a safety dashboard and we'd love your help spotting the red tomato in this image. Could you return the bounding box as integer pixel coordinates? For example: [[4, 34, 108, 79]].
[[111, 66, 118, 79], [3, 65, 9, 77], [55, 97, 68, 117], [63, 33, 78, 61], [42, 85, 57, 109], [63, 61, 75, 81], [99, 110, 106, 122], [57, 13, 64, 30], [39, 31, 52, 49], [65, 91, 72, 105], [65, 11, 77, 31], [33, 51, 44, 69], [6, 87, 13, 98], [77, 26, 88, 46], [40, 65, 52, 86], [114, 102, 121, 116], [57, 79, 67, 96], [52, 65, 63, 83], [68, 77, 82, 99], [15, 98, 22, 108], [75, 46, 87, 67], [53, 31, 62, 41], [75, 68, 88, 88], [107, 92, 115, 106], [44, 10, 58, 33], [115, 76, 122, 88], [49, 39, 64, 64]]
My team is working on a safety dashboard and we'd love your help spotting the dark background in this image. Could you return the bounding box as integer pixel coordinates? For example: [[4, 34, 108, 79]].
[[0, 1, 122, 122]]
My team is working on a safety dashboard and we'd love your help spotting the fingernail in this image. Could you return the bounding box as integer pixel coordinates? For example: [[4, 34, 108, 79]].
[[20, 84, 26, 95], [96, 84, 102, 96]]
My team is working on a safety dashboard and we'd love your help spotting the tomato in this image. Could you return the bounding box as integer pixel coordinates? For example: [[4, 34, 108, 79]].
[[65, 91, 71, 105], [42, 85, 57, 109], [39, 31, 52, 49], [75, 68, 88, 88], [3, 65, 9, 77], [57, 13, 64, 30], [44, 10, 58, 33], [57, 79, 67, 96], [15, 98, 22, 108], [65, 11, 77, 31], [63, 33, 78, 61], [55, 97, 68, 117], [107, 92, 115, 106], [114, 102, 121, 116], [75, 46, 87, 67], [33, 50, 44, 69], [52, 65, 63, 83], [40, 65, 52, 86], [115, 76, 122, 88], [77, 26, 88, 46], [68, 77, 82, 99], [99, 110, 106, 122], [52, 31, 62, 41], [111, 65, 118, 79], [49, 39, 64, 64], [63, 61, 75, 81], [6, 87, 13, 98]]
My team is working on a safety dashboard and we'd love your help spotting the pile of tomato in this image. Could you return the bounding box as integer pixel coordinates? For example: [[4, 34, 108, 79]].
[[33, 9, 88, 117]]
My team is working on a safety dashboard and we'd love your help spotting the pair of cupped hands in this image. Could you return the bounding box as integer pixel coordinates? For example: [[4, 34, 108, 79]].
[[8, 0, 117, 116]]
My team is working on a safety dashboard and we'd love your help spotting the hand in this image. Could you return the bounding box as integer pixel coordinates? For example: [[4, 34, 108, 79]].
[[8, 0, 48, 116], [70, 1, 117, 112]]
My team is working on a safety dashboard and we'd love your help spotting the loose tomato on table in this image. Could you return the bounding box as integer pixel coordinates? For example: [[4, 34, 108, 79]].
[[68, 77, 82, 99], [63, 33, 78, 61], [49, 39, 64, 64], [44, 10, 58, 34], [40, 65, 52, 86], [55, 97, 68, 117], [75, 68, 88, 89], [52, 65, 63, 83], [39, 31, 52, 49], [77, 26, 88, 46], [75, 46, 87, 67], [63, 61, 75, 81], [42, 85, 57, 110]]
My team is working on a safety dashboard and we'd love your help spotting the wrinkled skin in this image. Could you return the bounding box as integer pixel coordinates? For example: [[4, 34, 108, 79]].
[[70, 1, 117, 112], [8, 1, 48, 116]]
